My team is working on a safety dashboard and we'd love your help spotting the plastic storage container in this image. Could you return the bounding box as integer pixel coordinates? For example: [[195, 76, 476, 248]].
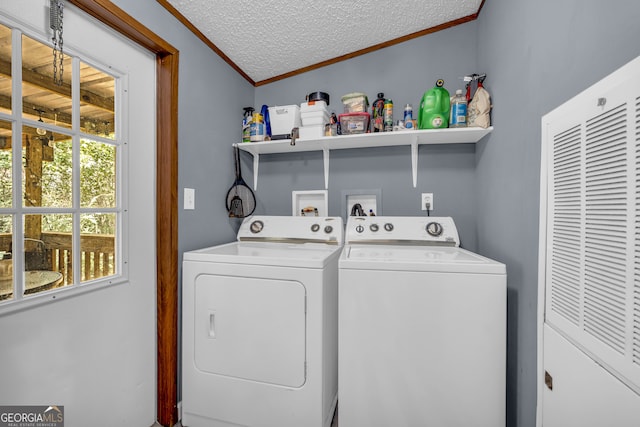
[[301, 111, 330, 126], [341, 92, 369, 113], [301, 100, 328, 112], [301, 100, 330, 127], [299, 125, 325, 140], [339, 112, 370, 134], [268, 105, 301, 138]]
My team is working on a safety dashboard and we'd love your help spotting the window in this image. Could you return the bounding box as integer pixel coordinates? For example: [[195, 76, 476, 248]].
[[0, 22, 127, 307]]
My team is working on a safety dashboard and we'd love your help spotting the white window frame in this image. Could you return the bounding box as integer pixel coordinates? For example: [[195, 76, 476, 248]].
[[0, 17, 129, 313]]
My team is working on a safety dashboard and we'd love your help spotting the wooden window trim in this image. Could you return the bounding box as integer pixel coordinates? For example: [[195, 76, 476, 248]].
[[68, 1, 179, 426]]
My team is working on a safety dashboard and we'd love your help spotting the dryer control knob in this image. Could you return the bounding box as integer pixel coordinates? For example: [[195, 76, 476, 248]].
[[249, 220, 264, 234], [426, 221, 443, 237], [370, 224, 379, 232], [384, 223, 394, 232], [324, 225, 333, 234], [355, 225, 364, 233], [311, 224, 320, 232]]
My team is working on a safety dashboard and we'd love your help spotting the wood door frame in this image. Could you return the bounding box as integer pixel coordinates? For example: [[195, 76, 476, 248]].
[[68, 1, 179, 426]]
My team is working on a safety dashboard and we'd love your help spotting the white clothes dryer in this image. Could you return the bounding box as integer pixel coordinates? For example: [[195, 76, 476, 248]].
[[338, 216, 506, 427], [182, 216, 343, 427]]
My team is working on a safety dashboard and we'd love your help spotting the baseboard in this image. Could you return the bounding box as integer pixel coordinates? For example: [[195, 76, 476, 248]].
[[149, 421, 182, 427]]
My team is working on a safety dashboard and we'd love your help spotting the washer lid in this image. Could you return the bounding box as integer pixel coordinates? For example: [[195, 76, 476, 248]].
[[339, 245, 506, 274], [184, 241, 342, 268]]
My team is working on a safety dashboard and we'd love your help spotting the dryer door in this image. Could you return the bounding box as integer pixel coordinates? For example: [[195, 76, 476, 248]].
[[194, 274, 306, 387]]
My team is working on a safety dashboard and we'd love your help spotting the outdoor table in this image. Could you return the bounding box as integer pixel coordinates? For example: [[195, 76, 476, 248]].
[[0, 270, 64, 300]]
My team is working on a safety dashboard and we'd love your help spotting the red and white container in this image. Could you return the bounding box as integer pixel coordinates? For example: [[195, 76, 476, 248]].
[[339, 112, 370, 134]]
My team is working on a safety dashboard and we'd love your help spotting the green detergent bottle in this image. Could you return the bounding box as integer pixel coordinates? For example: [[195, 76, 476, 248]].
[[418, 79, 450, 129]]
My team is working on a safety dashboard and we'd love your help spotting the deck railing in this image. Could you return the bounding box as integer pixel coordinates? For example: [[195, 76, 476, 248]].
[[0, 232, 115, 286]]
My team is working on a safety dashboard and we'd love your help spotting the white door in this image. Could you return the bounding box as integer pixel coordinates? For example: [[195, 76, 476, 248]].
[[0, 2, 156, 425], [194, 274, 306, 387], [538, 55, 640, 426], [542, 325, 640, 426]]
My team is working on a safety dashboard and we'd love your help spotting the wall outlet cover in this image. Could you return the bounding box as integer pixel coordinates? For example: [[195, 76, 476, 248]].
[[421, 192, 433, 211]]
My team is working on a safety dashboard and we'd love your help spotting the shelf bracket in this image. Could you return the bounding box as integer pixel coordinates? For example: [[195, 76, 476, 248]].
[[252, 153, 260, 190], [323, 148, 330, 189], [411, 138, 418, 188]]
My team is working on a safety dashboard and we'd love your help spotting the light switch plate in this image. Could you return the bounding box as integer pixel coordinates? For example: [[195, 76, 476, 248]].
[[184, 188, 195, 210]]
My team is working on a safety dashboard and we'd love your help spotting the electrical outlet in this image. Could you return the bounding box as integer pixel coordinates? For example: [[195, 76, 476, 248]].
[[421, 193, 433, 211]]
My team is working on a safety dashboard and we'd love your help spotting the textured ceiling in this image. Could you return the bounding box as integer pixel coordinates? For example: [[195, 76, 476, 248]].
[[161, 0, 484, 85]]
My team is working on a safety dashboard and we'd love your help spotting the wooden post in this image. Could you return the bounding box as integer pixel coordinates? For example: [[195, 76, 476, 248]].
[[24, 134, 43, 240]]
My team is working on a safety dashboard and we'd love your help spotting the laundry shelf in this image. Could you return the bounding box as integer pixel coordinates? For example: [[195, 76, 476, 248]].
[[235, 126, 493, 189]]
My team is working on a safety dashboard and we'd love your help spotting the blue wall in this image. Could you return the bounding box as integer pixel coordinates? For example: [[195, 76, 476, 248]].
[[254, 22, 481, 250], [111, 0, 640, 425], [476, 0, 640, 426], [253, 1, 640, 426], [112, 0, 256, 253]]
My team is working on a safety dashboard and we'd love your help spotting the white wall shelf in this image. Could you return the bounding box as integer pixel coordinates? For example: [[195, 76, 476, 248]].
[[235, 126, 493, 190]]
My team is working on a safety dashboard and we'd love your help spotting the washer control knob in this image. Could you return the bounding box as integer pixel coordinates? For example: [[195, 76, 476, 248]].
[[370, 223, 379, 232], [426, 221, 443, 237], [311, 224, 320, 232], [250, 220, 264, 234], [355, 225, 365, 233], [384, 223, 394, 232], [324, 225, 333, 234]]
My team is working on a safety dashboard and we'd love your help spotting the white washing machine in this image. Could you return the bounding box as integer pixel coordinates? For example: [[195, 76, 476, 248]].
[[338, 216, 506, 427], [182, 216, 343, 427]]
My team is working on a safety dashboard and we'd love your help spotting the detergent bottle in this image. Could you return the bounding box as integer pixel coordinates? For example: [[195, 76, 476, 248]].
[[242, 107, 254, 143], [418, 79, 450, 129], [371, 92, 385, 132]]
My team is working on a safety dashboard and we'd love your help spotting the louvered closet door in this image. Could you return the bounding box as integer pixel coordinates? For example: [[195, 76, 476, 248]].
[[543, 58, 640, 394]]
